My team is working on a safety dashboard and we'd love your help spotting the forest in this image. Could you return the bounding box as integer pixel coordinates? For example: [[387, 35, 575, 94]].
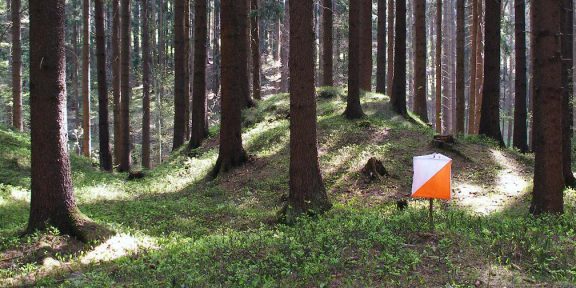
[[0, 0, 575, 286]]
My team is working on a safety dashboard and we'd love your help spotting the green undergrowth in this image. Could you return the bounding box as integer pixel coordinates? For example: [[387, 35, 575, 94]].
[[1, 91, 575, 287]]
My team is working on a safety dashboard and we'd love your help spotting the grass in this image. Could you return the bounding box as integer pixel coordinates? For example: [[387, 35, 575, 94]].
[[1, 91, 575, 287]]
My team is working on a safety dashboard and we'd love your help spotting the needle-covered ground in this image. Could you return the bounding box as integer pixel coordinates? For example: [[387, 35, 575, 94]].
[[1, 91, 575, 287]]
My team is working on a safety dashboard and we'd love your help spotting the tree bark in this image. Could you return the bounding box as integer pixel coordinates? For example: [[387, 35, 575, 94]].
[[284, 0, 331, 221], [386, 0, 394, 94], [141, 0, 151, 169], [251, 0, 262, 99], [455, 0, 465, 133], [359, 0, 372, 91], [173, 0, 187, 150], [212, 0, 249, 177], [376, 0, 386, 94], [391, 0, 406, 116], [184, 0, 191, 140], [435, 0, 442, 133], [189, 0, 208, 149], [82, 0, 91, 157], [280, 0, 290, 93], [530, 0, 565, 215], [513, 0, 528, 152], [118, 0, 132, 172], [413, 0, 427, 122], [321, 0, 333, 87], [478, 0, 504, 145], [562, 0, 576, 186], [95, 0, 113, 171], [28, 0, 91, 240], [344, 0, 365, 119], [468, 0, 478, 134], [11, 0, 22, 131], [112, 0, 121, 165]]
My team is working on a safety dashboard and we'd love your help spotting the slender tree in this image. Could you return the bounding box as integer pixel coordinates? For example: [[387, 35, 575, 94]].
[[375, 0, 386, 94], [184, 0, 191, 140], [530, 0, 564, 214], [189, 0, 208, 149], [359, 0, 372, 91], [118, 0, 132, 172], [455, 0, 465, 133], [11, 0, 22, 131], [280, 0, 290, 93], [513, 0, 528, 152], [173, 0, 187, 150], [413, 0, 427, 122], [82, 0, 91, 157], [478, 0, 504, 145], [344, 0, 365, 119], [95, 0, 113, 171], [435, 0, 442, 133], [28, 0, 93, 240], [562, 0, 575, 186], [284, 0, 331, 220], [142, 0, 151, 168], [468, 0, 479, 134], [321, 0, 333, 86], [112, 0, 121, 164], [251, 0, 262, 99], [386, 0, 394, 93], [212, 0, 249, 177], [390, 0, 406, 116]]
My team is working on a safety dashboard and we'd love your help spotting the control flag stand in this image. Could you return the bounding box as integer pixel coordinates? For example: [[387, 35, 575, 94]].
[[411, 153, 452, 232]]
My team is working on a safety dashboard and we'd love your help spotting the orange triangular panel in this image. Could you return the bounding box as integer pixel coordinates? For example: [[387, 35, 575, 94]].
[[412, 161, 451, 200]]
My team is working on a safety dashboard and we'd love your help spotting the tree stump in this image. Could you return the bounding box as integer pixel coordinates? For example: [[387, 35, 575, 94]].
[[361, 157, 389, 181]]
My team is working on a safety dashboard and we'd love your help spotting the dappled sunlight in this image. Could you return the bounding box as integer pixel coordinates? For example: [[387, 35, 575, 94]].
[[80, 234, 156, 265], [76, 184, 127, 203], [9, 186, 29, 203]]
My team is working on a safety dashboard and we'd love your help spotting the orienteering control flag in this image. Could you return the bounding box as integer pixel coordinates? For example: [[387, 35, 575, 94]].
[[411, 153, 452, 200]]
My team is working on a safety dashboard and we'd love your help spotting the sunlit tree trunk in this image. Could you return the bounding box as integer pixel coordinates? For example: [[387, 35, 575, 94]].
[[118, 0, 132, 172], [435, 0, 442, 133], [376, 0, 386, 94], [82, 0, 91, 157], [344, 0, 364, 119]]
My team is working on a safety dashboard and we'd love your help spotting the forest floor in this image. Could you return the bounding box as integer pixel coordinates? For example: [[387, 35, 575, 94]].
[[1, 91, 575, 287]]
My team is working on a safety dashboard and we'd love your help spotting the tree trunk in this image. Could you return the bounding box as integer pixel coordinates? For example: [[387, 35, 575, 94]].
[[344, 0, 365, 119], [118, 0, 132, 172], [112, 0, 121, 165], [189, 0, 208, 149], [513, 0, 528, 152], [28, 0, 91, 240], [413, 0, 427, 122], [280, 0, 290, 93], [82, 0, 91, 157], [142, 0, 151, 169], [133, 1, 140, 67], [435, 0, 442, 133], [11, 0, 22, 131], [391, 0, 406, 116], [376, 0, 386, 94], [284, 0, 331, 221], [321, 0, 333, 87], [473, 0, 485, 134], [95, 0, 113, 171], [359, 0, 372, 91], [251, 0, 262, 99], [184, 0, 191, 140], [212, 0, 249, 177], [173, 0, 187, 150], [530, 0, 564, 215], [562, 0, 576, 186], [455, 0, 465, 133], [468, 0, 478, 134], [478, 0, 504, 145], [386, 0, 394, 94]]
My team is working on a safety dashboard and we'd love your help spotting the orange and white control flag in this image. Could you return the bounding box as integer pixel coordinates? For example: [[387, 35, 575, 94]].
[[411, 153, 452, 200]]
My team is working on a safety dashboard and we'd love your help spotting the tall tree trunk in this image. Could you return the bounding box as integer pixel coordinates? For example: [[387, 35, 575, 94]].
[[386, 0, 394, 94], [473, 0, 485, 134], [82, 0, 91, 157], [478, 0, 504, 145], [280, 0, 290, 93], [95, 0, 113, 171], [28, 0, 92, 240], [344, 0, 365, 119], [321, 0, 333, 86], [468, 0, 478, 134], [142, 0, 151, 169], [213, 0, 221, 95], [391, 0, 406, 116], [513, 0, 528, 152], [212, 0, 249, 177], [112, 0, 121, 165], [435, 0, 442, 133], [455, 0, 465, 133], [376, 0, 386, 94], [283, 0, 331, 221], [189, 0, 208, 149], [173, 0, 187, 150], [359, 0, 372, 91], [118, 0, 132, 172], [72, 19, 80, 139], [11, 0, 22, 131], [530, 0, 564, 215], [133, 1, 140, 67], [562, 0, 576, 186], [413, 0, 427, 122], [251, 0, 262, 99], [184, 0, 191, 140]]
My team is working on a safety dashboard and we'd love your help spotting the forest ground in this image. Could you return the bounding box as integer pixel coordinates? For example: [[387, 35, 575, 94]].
[[1, 91, 575, 287]]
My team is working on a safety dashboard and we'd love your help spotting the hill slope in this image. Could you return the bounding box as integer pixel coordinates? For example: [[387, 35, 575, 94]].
[[1, 92, 575, 287]]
